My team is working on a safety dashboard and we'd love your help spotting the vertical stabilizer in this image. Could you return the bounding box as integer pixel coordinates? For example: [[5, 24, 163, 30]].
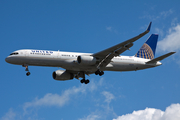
[[135, 34, 158, 59]]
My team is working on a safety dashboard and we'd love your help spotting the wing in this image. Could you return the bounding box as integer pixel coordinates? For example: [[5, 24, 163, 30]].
[[146, 52, 175, 64], [93, 22, 152, 69]]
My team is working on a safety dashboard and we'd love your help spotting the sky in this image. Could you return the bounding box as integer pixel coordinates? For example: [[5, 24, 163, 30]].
[[1, 0, 180, 120]]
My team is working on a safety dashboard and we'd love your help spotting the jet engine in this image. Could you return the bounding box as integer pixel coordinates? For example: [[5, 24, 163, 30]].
[[77, 55, 97, 65], [52, 70, 74, 81]]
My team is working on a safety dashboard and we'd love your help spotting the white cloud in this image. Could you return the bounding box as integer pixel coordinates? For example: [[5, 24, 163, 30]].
[[154, 28, 164, 37], [0, 78, 106, 119], [141, 9, 173, 20], [23, 83, 98, 113], [157, 24, 180, 52], [113, 103, 180, 120], [106, 26, 112, 31], [0, 108, 16, 120], [0, 79, 104, 119], [160, 9, 173, 18], [101, 91, 117, 118], [171, 18, 178, 26], [106, 26, 119, 34], [161, 104, 180, 120], [82, 114, 101, 120], [23, 93, 69, 109], [78, 111, 102, 120], [78, 90, 116, 120], [102, 91, 115, 104]]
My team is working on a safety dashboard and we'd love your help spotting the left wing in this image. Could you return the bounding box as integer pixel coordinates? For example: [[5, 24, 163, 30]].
[[93, 22, 152, 69], [146, 52, 175, 64]]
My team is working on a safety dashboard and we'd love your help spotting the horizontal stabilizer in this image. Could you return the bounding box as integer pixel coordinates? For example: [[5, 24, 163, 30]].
[[146, 52, 175, 64]]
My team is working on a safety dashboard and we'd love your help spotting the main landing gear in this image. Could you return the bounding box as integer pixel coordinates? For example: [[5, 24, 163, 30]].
[[80, 70, 104, 84], [80, 72, 90, 84], [95, 70, 104, 76], [23, 64, 31, 76], [80, 79, 90, 84]]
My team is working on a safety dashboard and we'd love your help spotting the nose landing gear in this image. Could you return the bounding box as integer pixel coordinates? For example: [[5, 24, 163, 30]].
[[23, 64, 31, 76], [26, 71, 31, 76]]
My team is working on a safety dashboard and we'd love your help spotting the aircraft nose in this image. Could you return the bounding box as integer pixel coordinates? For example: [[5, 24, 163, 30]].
[[5, 57, 11, 63]]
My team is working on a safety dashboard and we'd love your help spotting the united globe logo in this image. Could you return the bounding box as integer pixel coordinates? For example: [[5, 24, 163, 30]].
[[135, 43, 154, 59]]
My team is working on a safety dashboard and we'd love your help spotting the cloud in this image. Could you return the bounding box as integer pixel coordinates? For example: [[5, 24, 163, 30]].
[[78, 111, 102, 120], [23, 82, 99, 114], [141, 9, 173, 20], [22, 87, 84, 115], [102, 91, 115, 104], [113, 103, 180, 120], [0, 108, 16, 120], [154, 27, 164, 37], [78, 90, 116, 120], [106, 26, 112, 31], [106, 26, 119, 34], [23, 93, 69, 109], [160, 9, 173, 18], [0, 79, 104, 120], [157, 24, 180, 52]]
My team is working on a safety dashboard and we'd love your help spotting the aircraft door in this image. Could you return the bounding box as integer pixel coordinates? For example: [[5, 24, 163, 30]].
[[25, 50, 29, 56], [57, 50, 61, 59]]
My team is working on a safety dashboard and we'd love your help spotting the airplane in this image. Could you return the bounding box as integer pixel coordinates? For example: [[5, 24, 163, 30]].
[[5, 22, 175, 84]]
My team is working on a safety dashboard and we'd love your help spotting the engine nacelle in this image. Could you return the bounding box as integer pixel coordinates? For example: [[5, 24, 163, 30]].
[[52, 70, 74, 81], [77, 55, 97, 65]]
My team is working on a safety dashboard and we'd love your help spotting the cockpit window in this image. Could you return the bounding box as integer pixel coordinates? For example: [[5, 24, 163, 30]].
[[10, 52, 19, 55]]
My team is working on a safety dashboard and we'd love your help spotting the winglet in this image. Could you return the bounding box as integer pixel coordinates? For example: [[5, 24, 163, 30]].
[[146, 22, 152, 32]]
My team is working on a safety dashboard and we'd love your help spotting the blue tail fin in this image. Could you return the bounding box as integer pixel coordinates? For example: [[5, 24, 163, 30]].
[[135, 34, 158, 59]]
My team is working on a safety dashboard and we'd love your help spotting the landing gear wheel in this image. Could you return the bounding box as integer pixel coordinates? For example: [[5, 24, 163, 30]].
[[99, 71, 104, 76], [85, 79, 90, 84], [101, 71, 104, 75], [26, 72, 31, 76], [95, 70, 104, 76], [95, 70, 100, 75], [80, 79, 85, 83], [80, 79, 90, 84], [79, 72, 90, 84]]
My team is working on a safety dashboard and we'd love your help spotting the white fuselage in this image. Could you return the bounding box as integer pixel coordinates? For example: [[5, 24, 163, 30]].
[[5, 49, 162, 73]]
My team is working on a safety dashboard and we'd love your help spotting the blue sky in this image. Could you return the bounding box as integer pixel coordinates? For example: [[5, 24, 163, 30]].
[[1, 0, 180, 120]]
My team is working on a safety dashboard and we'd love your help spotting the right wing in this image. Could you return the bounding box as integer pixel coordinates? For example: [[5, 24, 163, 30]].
[[93, 22, 152, 69]]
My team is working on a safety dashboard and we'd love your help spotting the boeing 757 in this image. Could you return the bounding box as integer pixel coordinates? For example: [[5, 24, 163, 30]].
[[5, 22, 175, 84]]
